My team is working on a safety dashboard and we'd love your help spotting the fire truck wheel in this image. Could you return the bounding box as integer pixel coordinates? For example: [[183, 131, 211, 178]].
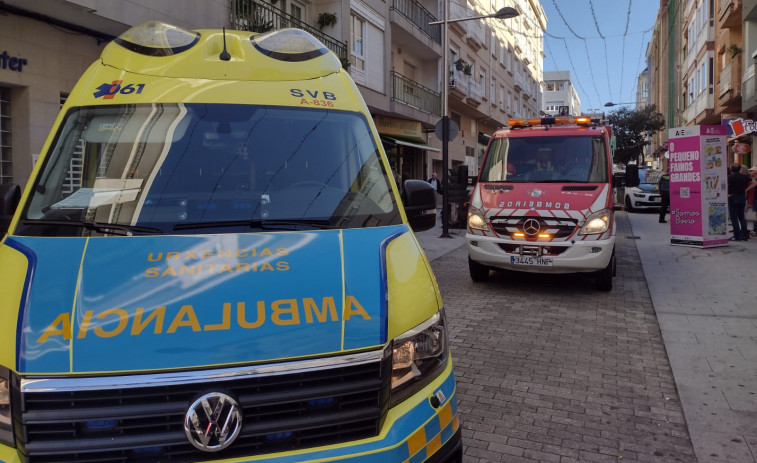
[[595, 254, 614, 292], [468, 257, 490, 282]]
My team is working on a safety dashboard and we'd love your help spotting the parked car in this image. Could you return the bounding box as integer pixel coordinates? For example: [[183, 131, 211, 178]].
[[624, 167, 663, 212]]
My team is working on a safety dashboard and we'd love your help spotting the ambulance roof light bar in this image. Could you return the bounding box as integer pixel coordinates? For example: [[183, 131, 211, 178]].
[[508, 116, 597, 128]]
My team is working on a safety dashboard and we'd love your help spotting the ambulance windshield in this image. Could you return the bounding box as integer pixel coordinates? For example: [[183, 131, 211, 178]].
[[17, 103, 401, 236], [480, 136, 608, 183]]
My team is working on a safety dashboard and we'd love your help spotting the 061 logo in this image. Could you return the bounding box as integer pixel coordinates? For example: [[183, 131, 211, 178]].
[[93, 81, 146, 99]]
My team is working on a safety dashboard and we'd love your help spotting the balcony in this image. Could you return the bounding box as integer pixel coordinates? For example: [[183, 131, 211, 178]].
[[718, 0, 742, 29], [391, 0, 441, 44], [465, 19, 485, 51], [231, 0, 347, 66], [467, 79, 483, 106], [742, 63, 756, 111], [513, 72, 526, 92], [391, 71, 442, 115], [718, 54, 742, 105], [683, 89, 715, 124]]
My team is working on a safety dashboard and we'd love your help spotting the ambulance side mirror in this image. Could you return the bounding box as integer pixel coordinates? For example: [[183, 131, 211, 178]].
[[0, 183, 21, 236], [402, 180, 437, 232]]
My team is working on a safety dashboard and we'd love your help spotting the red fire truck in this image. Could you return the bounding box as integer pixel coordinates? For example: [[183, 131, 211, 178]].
[[466, 116, 617, 291]]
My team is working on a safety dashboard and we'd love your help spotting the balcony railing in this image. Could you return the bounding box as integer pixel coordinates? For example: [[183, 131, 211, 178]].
[[391, 0, 441, 44], [391, 71, 442, 115], [467, 79, 483, 103], [743, 63, 755, 103], [231, 0, 348, 66]]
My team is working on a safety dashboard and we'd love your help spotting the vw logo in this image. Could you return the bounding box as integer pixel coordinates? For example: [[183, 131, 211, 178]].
[[522, 218, 541, 236], [184, 392, 242, 452]]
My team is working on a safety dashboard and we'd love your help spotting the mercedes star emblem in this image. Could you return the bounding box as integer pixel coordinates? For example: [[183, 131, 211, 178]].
[[184, 392, 243, 452], [522, 218, 541, 236]]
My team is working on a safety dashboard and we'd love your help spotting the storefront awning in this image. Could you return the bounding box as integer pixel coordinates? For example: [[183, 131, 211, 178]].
[[381, 136, 440, 152]]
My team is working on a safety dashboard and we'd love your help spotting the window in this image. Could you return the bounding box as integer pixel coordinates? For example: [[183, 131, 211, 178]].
[[17, 104, 400, 236], [350, 15, 365, 71], [0, 86, 11, 185], [480, 136, 608, 183], [546, 82, 555, 91], [289, 0, 304, 20]]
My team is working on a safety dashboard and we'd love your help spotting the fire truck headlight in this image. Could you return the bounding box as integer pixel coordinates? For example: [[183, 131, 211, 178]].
[[579, 209, 611, 235], [390, 312, 448, 406], [467, 207, 488, 231], [0, 369, 13, 447]]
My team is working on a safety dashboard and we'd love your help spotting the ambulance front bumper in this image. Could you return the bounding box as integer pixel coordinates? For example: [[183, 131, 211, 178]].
[[0, 360, 459, 463], [467, 233, 615, 274]]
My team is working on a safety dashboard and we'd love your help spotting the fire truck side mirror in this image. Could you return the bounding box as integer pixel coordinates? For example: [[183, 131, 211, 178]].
[[624, 164, 640, 188]]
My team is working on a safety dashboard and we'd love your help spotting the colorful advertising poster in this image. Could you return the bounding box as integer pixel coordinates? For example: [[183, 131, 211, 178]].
[[667, 125, 728, 248]]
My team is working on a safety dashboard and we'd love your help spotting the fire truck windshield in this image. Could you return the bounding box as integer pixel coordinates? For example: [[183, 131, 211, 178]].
[[480, 135, 608, 183]]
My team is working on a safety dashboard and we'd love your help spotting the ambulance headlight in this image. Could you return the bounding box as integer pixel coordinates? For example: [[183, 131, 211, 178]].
[[468, 207, 488, 231], [390, 312, 448, 406], [251, 28, 329, 62], [115, 21, 200, 56], [0, 368, 13, 446], [579, 208, 611, 235]]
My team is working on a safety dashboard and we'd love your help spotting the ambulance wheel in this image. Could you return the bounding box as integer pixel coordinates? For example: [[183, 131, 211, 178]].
[[595, 255, 614, 292], [469, 257, 490, 282], [624, 196, 634, 212]]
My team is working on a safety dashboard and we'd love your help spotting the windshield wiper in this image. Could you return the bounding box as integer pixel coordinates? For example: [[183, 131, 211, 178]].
[[21, 219, 164, 235], [173, 219, 337, 231]]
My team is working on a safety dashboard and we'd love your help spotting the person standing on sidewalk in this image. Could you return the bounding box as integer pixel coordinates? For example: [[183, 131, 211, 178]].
[[658, 168, 670, 223], [747, 166, 757, 235], [727, 163, 750, 241]]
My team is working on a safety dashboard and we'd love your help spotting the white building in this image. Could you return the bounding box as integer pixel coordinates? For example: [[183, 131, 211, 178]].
[[542, 70, 580, 117]]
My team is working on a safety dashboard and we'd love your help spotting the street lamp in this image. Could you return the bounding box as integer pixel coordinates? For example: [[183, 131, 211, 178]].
[[430, 5, 519, 238], [604, 101, 637, 107]]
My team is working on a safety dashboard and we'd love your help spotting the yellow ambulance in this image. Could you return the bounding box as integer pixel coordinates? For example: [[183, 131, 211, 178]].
[[0, 22, 460, 463]]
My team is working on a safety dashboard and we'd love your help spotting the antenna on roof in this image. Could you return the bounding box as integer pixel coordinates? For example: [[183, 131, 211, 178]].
[[219, 27, 231, 61]]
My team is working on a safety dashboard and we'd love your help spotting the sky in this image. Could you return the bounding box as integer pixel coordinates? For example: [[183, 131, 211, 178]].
[[540, 0, 660, 113]]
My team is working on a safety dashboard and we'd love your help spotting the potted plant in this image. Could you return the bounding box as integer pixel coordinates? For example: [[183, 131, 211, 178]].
[[454, 58, 466, 71], [317, 12, 337, 30], [729, 44, 743, 58], [463, 63, 473, 75]]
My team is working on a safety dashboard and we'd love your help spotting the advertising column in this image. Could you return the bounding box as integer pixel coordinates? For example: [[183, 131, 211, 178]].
[[667, 125, 728, 248]]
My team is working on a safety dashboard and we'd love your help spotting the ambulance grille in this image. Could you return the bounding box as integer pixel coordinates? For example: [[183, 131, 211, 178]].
[[490, 216, 579, 240], [16, 352, 390, 463]]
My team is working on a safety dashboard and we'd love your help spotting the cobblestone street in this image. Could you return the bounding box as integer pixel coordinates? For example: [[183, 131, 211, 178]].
[[430, 214, 698, 463]]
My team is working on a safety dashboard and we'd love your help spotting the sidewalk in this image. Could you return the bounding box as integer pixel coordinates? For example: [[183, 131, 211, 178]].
[[413, 212, 467, 262], [628, 211, 757, 463], [414, 211, 757, 462]]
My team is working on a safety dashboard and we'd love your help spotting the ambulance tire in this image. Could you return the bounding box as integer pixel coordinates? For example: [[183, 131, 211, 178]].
[[468, 257, 490, 282], [595, 253, 614, 292]]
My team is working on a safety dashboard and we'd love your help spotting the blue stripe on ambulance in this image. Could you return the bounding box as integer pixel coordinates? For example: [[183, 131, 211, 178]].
[[341, 225, 407, 349], [6, 237, 85, 373], [12, 226, 408, 373]]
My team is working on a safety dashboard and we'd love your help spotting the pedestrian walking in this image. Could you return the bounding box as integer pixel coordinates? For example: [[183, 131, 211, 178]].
[[658, 168, 670, 223], [727, 163, 750, 241]]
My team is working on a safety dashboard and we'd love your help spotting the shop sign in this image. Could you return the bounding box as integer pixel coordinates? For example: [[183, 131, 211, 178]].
[[0, 50, 28, 72], [374, 115, 422, 140], [728, 118, 757, 137], [733, 143, 751, 154]]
